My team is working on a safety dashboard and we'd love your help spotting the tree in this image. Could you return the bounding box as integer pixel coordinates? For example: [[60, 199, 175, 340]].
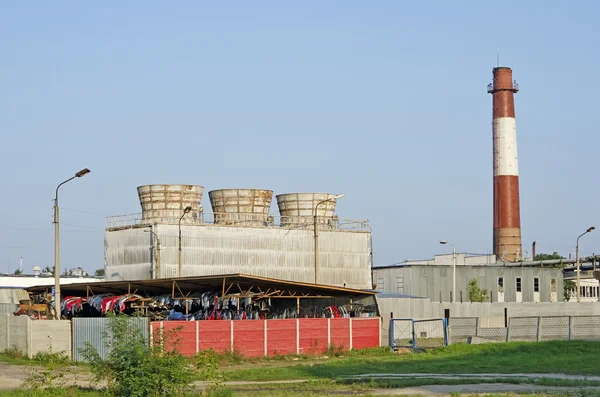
[[564, 279, 575, 302], [534, 252, 565, 261], [14, 269, 22, 275], [94, 268, 105, 277], [42, 266, 55, 276], [467, 279, 489, 302]]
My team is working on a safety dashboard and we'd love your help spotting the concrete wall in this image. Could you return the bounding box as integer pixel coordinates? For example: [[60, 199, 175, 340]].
[[105, 225, 372, 289], [30, 320, 71, 357], [377, 296, 600, 345], [373, 265, 563, 303], [0, 314, 71, 358]]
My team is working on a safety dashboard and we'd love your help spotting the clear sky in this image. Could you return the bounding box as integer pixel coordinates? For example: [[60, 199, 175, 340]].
[[1, 1, 599, 274]]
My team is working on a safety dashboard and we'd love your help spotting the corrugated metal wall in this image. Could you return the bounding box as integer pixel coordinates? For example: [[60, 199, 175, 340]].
[[0, 303, 18, 314], [105, 225, 372, 289], [373, 266, 563, 303], [72, 317, 149, 361], [0, 288, 29, 304]]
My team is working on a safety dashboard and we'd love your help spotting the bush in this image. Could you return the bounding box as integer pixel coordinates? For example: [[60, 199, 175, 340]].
[[80, 314, 193, 397]]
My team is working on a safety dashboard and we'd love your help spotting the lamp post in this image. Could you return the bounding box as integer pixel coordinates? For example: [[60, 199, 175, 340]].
[[145, 229, 161, 279], [440, 240, 456, 302], [54, 168, 90, 319], [313, 194, 344, 284], [576, 226, 595, 303], [178, 206, 192, 278]]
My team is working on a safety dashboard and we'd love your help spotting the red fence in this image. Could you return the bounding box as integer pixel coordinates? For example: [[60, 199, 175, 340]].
[[151, 317, 380, 357]]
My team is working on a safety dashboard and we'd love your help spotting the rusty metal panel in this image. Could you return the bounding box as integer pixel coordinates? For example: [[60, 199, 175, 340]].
[[209, 189, 273, 226], [72, 317, 149, 362], [137, 184, 204, 223]]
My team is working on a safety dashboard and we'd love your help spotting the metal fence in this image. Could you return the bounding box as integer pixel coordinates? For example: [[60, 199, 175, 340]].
[[106, 212, 371, 232], [72, 317, 149, 361], [449, 315, 600, 344], [389, 318, 448, 350]]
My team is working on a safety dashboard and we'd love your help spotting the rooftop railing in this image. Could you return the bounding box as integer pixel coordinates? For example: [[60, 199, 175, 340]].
[[105, 212, 371, 232]]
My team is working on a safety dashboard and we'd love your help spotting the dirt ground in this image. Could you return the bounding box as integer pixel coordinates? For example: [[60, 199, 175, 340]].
[[2, 362, 599, 396]]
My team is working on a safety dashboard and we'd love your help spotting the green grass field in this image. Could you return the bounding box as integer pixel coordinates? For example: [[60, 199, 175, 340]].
[[223, 340, 600, 381], [2, 341, 600, 396]]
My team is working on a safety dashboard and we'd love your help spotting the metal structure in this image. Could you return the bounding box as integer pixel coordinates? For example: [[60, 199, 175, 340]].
[[145, 229, 161, 280], [576, 226, 595, 302], [277, 193, 339, 229], [209, 189, 273, 227], [439, 241, 457, 302], [137, 184, 203, 224], [488, 67, 522, 262], [54, 168, 91, 318], [389, 318, 448, 351], [178, 206, 192, 277], [314, 194, 344, 284]]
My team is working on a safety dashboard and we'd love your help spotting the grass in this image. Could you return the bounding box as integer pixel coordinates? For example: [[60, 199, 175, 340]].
[[223, 340, 600, 381]]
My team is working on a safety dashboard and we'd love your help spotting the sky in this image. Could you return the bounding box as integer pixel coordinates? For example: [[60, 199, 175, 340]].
[[1, 1, 599, 274]]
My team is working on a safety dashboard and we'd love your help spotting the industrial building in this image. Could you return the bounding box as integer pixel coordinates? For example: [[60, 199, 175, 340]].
[[373, 254, 564, 303], [104, 185, 372, 289]]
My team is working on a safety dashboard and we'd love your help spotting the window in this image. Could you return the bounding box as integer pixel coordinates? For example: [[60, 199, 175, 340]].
[[396, 276, 404, 293], [498, 277, 504, 288], [534, 278, 539, 292], [376, 277, 384, 292], [516, 278, 522, 292]]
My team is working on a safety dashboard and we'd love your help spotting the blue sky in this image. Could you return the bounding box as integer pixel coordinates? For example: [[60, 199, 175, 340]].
[[1, 2, 599, 273]]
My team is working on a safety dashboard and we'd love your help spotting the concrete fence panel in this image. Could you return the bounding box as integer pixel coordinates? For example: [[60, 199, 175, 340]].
[[539, 316, 570, 341], [507, 317, 539, 342], [30, 320, 71, 357], [572, 316, 600, 340]]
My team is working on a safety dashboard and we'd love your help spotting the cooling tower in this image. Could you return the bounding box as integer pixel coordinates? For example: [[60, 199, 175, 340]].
[[276, 193, 339, 229], [137, 184, 204, 224], [208, 189, 273, 226]]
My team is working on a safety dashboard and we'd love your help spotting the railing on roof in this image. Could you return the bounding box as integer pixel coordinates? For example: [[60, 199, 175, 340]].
[[487, 81, 519, 93], [105, 212, 371, 232]]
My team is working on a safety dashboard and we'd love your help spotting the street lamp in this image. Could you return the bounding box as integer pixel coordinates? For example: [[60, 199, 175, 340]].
[[313, 194, 344, 284], [145, 229, 161, 280], [54, 168, 91, 319], [178, 206, 192, 278], [440, 240, 457, 302], [576, 226, 595, 303]]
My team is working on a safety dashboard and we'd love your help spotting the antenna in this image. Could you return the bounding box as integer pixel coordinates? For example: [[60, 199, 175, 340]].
[[497, 54, 500, 67]]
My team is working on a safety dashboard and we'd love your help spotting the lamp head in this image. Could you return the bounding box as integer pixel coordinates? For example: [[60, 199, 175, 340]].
[[184, 206, 192, 214], [75, 168, 91, 178], [332, 193, 344, 200], [439, 240, 448, 245], [587, 226, 596, 233]]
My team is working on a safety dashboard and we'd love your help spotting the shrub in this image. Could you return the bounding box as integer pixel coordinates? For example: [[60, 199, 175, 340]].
[[80, 314, 193, 397]]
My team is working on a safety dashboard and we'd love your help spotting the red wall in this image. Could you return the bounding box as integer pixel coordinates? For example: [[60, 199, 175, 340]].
[[151, 317, 380, 357]]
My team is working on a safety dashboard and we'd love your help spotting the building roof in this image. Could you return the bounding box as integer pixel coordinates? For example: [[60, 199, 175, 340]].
[[0, 275, 104, 289], [26, 274, 376, 299]]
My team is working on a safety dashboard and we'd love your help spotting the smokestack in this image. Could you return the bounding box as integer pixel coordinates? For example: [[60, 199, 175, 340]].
[[488, 66, 522, 262], [19, 257, 22, 273]]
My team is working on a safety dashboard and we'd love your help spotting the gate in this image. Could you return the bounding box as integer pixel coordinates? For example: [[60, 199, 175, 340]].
[[413, 319, 448, 348], [72, 317, 149, 361], [389, 318, 448, 351]]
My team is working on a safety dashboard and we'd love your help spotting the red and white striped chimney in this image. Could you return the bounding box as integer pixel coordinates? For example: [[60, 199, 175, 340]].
[[488, 66, 523, 262]]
